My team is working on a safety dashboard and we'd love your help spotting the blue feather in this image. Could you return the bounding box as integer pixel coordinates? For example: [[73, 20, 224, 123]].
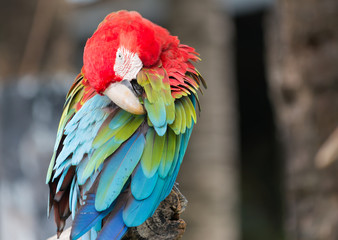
[[108, 110, 132, 130], [163, 126, 194, 200], [53, 158, 71, 180], [95, 131, 145, 211], [80, 232, 91, 240], [76, 155, 91, 185], [154, 124, 167, 136], [179, 125, 193, 165], [97, 208, 127, 240], [71, 194, 112, 240], [69, 177, 77, 218], [55, 95, 111, 170], [55, 166, 70, 193], [144, 98, 167, 136], [123, 177, 165, 227], [123, 123, 194, 228], [131, 164, 159, 200]]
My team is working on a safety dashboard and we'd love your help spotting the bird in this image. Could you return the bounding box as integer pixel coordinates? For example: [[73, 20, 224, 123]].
[[46, 10, 206, 240]]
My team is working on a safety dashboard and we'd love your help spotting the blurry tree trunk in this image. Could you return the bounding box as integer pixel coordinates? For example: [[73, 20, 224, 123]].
[[170, 1, 239, 240], [267, 0, 338, 239], [0, 0, 74, 78]]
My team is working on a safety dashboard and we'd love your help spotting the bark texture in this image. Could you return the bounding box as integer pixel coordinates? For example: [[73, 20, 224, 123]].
[[267, 0, 338, 239], [123, 185, 188, 240]]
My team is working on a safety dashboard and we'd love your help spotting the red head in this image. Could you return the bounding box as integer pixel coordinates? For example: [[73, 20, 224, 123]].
[[83, 11, 170, 93]]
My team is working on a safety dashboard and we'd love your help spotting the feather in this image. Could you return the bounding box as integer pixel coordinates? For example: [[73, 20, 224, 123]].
[[140, 128, 165, 178], [181, 97, 193, 128], [54, 187, 71, 237], [97, 207, 127, 240], [158, 129, 176, 178], [95, 131, 146, 211], [56, 167, 70, 193], [169, 101, 182, 134], [165, 99, 175, 124], [178, 101, 187, 133], [71, 193, 112, 240], [131, 164, 159, 200], [144, 98, 166, 134], [123, 177, 166, 227]]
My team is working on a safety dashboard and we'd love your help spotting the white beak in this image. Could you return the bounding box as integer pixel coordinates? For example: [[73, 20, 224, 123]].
[[104, 82, 145, 115]]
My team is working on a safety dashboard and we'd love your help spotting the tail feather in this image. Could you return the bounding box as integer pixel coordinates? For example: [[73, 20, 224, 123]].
[[97, 207, 127, 240], [70, 194, 112, 240]]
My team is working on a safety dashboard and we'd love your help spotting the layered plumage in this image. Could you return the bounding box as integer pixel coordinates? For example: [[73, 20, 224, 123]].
[[46, 10, 206, 240]]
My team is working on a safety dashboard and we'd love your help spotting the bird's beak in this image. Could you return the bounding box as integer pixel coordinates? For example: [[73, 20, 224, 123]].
[[104, 80, 145, 115]]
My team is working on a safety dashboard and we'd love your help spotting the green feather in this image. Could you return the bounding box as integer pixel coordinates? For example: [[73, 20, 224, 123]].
[[152, 131, 166, 170], [114, 115, 144, 141], [143, 84, 158, 103], [158, 129, 176, 178], [92, 110, 134, 148], [137, 67, 175, 133], [185, 96, 197, 123], [169, 101, 182, 135], [92, 114, 121, 148], [136, 70, 148, 86], [181, 97, 192, 129], [178, 101, 187, 134], [81, 114, 144, 181], [141, 128, 166, 178], [158, 140, 167, 178], [146, 71, 164, 91], [168, 133, 182, 177], [108, 110, 133, 130], [140, 128, 155, 176], [81, 138, 121, 181], [144, 98, 166, 128], [165, 101, 175, 125]]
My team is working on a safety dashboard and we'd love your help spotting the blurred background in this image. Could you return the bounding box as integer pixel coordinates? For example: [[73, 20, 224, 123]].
[[1, 0, 338, 239]]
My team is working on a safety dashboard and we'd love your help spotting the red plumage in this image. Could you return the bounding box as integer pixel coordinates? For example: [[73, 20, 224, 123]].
[[83, 10, 202, 95]]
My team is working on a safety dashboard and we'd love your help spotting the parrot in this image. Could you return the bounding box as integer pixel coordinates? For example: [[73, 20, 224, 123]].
[[46, 10, 206, 240]]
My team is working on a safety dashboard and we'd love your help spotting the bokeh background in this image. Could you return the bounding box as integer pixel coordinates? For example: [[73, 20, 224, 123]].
[[1, 0, 338, 239]]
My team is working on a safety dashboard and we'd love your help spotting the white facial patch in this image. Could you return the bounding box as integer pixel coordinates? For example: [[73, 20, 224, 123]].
[[114, 46, 143, 81]]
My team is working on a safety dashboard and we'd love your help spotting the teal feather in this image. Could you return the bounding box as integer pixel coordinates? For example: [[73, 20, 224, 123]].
[[55, 95, 111, 170], [123, 177, 166, 227], [80, 137, 121, 183], [144, 98, 166, 135], [158, 129, 176, 178], [95, 131, 146, 211], [53, 158, 71, 180], [69, 178, 78, 219], [140, 128, 165, 178], [76, 156, 91, 185], [154, 124, 167, 137], [56, 167, 70, 193], [131, 164, 159, 200], [108, 110, 133, 130]]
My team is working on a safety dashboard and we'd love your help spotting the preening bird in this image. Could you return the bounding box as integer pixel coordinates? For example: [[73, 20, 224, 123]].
[[46, 10, 206, 240]]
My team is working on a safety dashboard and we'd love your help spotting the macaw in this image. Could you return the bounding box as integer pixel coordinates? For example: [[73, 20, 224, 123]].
[[46, 10, 206, 240]]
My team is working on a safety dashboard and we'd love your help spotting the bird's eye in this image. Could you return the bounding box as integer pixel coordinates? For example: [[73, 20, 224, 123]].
[[117, 51, 123, 62]]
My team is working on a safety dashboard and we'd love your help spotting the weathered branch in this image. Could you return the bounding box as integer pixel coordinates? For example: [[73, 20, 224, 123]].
[[315, 126, 338, 168], [48, 184, 187, 240]]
